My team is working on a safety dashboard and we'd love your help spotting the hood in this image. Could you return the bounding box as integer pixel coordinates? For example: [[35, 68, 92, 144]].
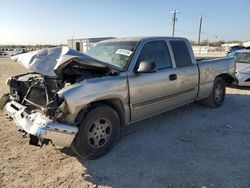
[[11, 46, 110, 77]]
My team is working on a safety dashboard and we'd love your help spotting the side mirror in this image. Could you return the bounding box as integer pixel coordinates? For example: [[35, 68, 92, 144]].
[[136, 61, 157, 73]]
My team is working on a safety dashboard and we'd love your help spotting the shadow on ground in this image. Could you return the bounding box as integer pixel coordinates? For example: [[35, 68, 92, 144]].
[[60, 92, 250, 188]]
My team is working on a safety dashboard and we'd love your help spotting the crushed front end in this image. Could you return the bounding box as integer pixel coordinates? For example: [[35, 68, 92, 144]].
[[0, 73, 78, 147], [0, 46, 119, 148]]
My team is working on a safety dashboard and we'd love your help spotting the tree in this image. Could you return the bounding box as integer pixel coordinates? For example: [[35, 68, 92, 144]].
[[209, 40, 225, 47]]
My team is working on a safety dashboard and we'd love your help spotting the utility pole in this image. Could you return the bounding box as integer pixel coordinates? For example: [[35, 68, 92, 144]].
[[197, 16, 203, 53], [171, 10, 179, 37], [71, 31, 75, 49]]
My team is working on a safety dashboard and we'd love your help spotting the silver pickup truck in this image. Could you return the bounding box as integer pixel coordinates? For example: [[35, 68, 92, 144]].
[[0, 37, 235, 159]]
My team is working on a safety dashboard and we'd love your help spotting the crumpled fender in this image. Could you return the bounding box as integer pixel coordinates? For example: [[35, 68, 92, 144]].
[[58, 74, 128, 115]]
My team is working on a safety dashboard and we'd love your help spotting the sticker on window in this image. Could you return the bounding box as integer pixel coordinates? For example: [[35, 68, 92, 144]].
[[116, 49, 133, 56]]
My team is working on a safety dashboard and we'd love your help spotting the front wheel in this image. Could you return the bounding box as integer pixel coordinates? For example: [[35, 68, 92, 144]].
[[71, 105, 120, 160], [202, 77, 226, 108]]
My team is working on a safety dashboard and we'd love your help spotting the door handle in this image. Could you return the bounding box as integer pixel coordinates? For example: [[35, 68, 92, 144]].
[[169, 74, 177, 81]]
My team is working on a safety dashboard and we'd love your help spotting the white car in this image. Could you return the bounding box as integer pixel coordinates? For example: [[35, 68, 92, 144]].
[[11, 49, 27, 56], [234, 50, 250, 86]]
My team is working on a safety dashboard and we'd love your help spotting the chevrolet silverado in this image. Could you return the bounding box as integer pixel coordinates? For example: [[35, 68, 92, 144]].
[[0, 37, 235, 159]]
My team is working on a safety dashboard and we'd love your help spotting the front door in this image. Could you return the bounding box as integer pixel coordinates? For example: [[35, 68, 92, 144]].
[[128, 40, 179, 122]]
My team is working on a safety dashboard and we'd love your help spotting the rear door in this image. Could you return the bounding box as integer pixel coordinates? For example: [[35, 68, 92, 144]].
[[128, 40, 180, 122], [169, 40, 199, 104]]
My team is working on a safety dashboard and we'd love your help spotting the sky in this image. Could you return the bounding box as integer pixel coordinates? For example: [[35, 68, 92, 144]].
[[0, 0, 250, 45]]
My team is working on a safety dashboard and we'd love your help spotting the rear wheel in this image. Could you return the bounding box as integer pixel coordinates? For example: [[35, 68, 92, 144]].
[[202, 77, 225, 108], [71, 105, 120, 160]]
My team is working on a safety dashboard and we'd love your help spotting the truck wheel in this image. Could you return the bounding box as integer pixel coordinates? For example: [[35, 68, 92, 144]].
[[202, 78, 225, 108], [71, 105, 120, 160]]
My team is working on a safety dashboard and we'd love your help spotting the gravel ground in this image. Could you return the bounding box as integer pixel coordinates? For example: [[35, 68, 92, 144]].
[[0, 57, 250, 188]]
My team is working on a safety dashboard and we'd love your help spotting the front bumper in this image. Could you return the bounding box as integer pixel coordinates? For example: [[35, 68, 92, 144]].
[[3, 101, 78, 147]]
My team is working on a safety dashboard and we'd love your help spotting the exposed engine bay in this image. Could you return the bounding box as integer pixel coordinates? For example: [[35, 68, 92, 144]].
[[1, 46, 120, 123], [5, 61, 118, 121]]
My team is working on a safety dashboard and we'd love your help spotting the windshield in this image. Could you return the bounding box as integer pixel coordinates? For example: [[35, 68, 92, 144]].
[[235, 52, 250, 64], [85, 41, 138, 70]]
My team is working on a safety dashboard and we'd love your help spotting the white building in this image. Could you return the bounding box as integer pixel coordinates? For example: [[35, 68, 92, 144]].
[[192, 45, 226, 58], [243, 41, 250, 47], [221, 41, 250, 51], [68, 37, 115, 52], [192, 46, 209, 54]]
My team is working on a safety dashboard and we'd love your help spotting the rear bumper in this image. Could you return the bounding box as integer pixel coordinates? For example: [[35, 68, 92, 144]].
[[3, 101, 78, 147]]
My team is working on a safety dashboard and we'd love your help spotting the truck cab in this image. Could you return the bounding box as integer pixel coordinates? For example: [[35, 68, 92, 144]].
[[126, 37, 199, 122]]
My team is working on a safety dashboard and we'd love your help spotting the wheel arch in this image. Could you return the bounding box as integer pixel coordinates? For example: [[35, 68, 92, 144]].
[[75, 98, 126, 127], [216, 73, 235, 86]]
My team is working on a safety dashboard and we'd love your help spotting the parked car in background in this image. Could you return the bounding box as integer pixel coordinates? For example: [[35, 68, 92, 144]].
[[227, 45, 246, 55], [0, 51, 7, 56], [11, 49, 27, 56], [231, 49, 250, 86], [1, 37, 236, 159]]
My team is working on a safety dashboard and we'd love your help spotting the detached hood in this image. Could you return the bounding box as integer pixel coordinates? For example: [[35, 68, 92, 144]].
[[11, 46, 109, 77]]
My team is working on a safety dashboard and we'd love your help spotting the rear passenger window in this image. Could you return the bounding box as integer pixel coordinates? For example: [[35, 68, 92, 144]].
[[137, 41, 172, 69], [170, 41, 192, 67]]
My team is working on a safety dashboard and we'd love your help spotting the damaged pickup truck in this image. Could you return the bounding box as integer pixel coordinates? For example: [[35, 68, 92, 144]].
[[0, 37, 236, 159]]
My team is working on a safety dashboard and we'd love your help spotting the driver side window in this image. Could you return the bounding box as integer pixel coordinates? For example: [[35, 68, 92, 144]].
[[137, 40, 172, 70]]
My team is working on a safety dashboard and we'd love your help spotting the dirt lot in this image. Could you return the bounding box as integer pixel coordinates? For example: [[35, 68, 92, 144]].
[[0, 57, 250, 188]]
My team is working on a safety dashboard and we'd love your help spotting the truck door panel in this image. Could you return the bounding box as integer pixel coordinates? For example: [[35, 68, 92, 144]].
[[128, 40, 180, 122], [170, 40, 199, 104]]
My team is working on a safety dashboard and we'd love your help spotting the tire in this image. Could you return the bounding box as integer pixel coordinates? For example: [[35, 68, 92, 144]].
[[202, 77, 225, 108], [71, 105, 120, 160]]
